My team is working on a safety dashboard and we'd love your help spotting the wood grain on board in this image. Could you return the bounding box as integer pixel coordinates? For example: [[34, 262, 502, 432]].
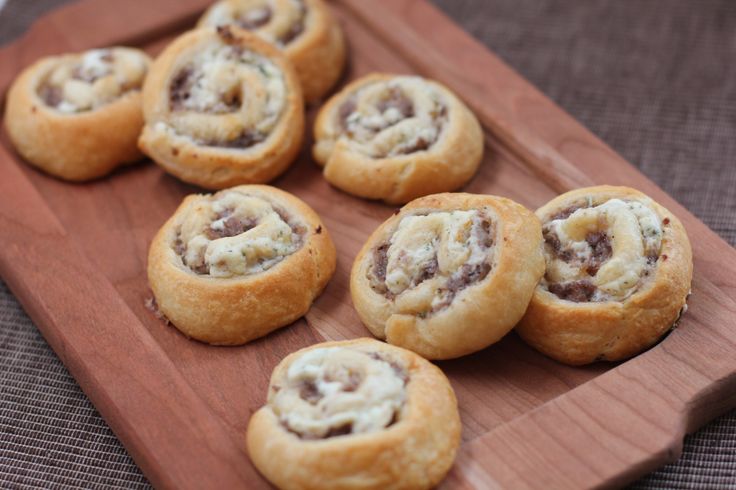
[[0, 0, 735, 488]]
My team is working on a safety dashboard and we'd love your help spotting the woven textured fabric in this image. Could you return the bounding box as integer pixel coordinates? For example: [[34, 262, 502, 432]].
[[1, 0, 735, 488], [0, 0, 65, 44], [0, 282, 150, 489]]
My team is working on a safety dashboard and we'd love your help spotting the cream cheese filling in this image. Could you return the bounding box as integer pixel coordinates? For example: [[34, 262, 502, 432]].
[[175, 190, 301, 277], [162, 39, 287, 147], [338, 76, 447, 158], [271, 347, 407, 439], [370, 210, 494, 315], [39, 48, 148, 113], [201, 0, 307, 47], [543, 198, 663, 301]]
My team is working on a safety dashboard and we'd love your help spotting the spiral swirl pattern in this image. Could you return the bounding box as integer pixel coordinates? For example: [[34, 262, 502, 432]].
[[37, 48, 148, 113], [271, 346, 407, 439], [369, 209, 494, 315], [160, 27, 288, 148], [200, 0, 308, 47], [174, 188, 303, 278], [542, 198, 663, 302], [334, 76, 448, 159]]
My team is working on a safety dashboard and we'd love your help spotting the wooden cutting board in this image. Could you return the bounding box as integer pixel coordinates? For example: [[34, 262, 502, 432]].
[[1, 0, 735, 488]]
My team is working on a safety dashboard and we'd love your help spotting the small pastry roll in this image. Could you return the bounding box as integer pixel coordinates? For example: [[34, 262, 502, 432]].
[[138, 26, 304, 189], [147, 185, 335, 345], [198, 0, 346, 103], [4, 47, 150, 181], [313, 74, 484, 205], [246, 338, 461, 490], [516, 186, 693, 365], [350, 193, 545, 360]]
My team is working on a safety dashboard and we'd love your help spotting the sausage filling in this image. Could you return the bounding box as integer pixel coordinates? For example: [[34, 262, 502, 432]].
[[542, 198, 663, 302], [368, 209, 495, 316], [37, 48, 148, 113], [270, 347, 408, 439], [173, 189, 304, 277]]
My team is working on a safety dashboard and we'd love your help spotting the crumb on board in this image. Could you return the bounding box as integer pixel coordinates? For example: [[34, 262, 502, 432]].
[[144, 295, 170, 325]]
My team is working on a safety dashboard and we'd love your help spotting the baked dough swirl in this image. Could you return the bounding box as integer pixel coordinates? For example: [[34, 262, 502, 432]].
[[4, 47, 151, 180], [147, 185, 335, 345], [198, 0, 346, 102], [247, 338, 461, 490], [517, 186, 693, 365], [313, 74, 484, 204], [138, 26, 304, 189], [351, 193, 544, 360]]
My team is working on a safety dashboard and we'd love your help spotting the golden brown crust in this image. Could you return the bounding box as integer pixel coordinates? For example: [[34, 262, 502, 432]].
[[138, 27, 304, 189], [350, 193, 545, 360], [246, 338, 461, 490], [4, 48, 150, 181], [312, 74, 484, 205], [198, 0, 346, 103], [516, 185, 694, 365], [285, 0, 346, 103], [147, 185, 335, 345]]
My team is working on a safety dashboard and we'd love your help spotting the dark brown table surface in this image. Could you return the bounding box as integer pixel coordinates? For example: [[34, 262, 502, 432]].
[[1, 0, 735, 488]]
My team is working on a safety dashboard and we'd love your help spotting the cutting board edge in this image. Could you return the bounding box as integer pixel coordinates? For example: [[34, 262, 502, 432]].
[[0, 0, 735, 489]]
